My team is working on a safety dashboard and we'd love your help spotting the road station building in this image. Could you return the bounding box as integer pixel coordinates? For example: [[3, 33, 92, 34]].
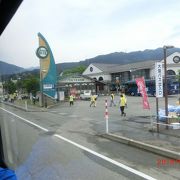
[[82, 52, 180, 93], [57, 52, 180, 96], [57, 75, 106, 98]]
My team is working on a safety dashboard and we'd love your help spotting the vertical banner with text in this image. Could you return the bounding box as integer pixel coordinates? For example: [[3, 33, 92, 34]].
[[135, 77, 150, 109], [155, 62, 163, 98], [36, 33, 57, 99]]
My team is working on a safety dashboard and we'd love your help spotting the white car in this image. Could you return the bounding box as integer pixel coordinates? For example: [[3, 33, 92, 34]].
[[80, 90, 98, 100]]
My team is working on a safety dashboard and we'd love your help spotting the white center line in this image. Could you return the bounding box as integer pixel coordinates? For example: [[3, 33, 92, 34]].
[[0, 107, 156, 180], [54, 134, 156, 180], [0, 107, 48, 132]]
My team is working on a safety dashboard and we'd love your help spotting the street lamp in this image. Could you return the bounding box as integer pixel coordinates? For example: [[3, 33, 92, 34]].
[[163, 45, 174, 129]]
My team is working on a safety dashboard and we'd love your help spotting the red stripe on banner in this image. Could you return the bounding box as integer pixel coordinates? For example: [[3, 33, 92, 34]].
[[135, 77, 150, 109]]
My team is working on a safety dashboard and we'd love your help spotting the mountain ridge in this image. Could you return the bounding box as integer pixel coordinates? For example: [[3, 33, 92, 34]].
[[57, 47, 180, 73], [0, 61, 25, 75], [1, 47, 180, 75]]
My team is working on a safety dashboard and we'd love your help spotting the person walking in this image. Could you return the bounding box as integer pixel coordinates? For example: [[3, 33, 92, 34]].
[[90, 94, 96, 107], [69, 94, 74, 106], [110, 92, 116, 107], [122, 92, 127, 108], [120, 94, 126, 116]]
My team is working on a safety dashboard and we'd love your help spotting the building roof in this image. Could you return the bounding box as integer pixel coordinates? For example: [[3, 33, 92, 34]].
[[90, 63, 119, 72], [91, 60, 156, 74]]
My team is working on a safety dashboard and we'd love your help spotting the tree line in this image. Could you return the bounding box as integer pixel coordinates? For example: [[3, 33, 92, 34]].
[[2, 65, 87, 96], [2, 74, 39, 96]]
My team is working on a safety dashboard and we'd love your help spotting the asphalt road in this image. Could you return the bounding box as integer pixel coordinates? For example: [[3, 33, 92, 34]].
[[0, 95, 180, 180]]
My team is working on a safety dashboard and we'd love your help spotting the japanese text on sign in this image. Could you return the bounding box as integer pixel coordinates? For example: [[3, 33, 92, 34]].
[[155, 62, 163, 97]]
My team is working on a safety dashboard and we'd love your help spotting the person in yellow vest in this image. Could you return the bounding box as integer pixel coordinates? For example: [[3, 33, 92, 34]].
[[120, 94, 126, 116], [10, 94, 14, 103], [90, 94, 96, 107], [122, 92, 127, 108], [93, 94, 97, 107], [110, 92, 116, 107], [69, 94, 74, 106]]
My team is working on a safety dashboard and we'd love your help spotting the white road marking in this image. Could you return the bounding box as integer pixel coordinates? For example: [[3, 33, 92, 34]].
[[68, 115, 78, 117], [0, 107, 156, 180], [54, 134, 156, 180], [92, 120, 106, 124], [0, 107, 48, 132], [49, 111, 67, 115], [58, 112, 67, 115]]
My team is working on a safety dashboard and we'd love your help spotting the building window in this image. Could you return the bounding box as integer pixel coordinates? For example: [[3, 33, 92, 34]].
[[167, 69, 176, 76], [99, 77, 103, 81], [90, 67, 93, 72]]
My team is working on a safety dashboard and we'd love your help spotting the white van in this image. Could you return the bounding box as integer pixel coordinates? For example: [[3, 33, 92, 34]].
[[80, 90, 92, 100], [80, 90, 98, 100]]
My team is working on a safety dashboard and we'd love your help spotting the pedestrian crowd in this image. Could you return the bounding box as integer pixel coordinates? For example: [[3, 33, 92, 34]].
[[69, 91, 127, 117]]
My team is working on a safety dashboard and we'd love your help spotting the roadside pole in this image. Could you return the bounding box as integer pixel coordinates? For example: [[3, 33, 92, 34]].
[[156, 97, 159, 133], [148, 100, 154, 130], [105, 99, 109, 134], [25, 100, 28, 111], [155, 62, 163, 133]]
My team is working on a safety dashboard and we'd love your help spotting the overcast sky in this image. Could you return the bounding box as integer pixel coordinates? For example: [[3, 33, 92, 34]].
[[0, 0, 180, 68]]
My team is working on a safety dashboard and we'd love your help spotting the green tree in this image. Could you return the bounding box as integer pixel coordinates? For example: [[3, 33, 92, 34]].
[[177, 70, 180, 90], [23, 76, 39, 95], [3, 80, 16, 94], [63, 65, 86, 76], [178, 70, 180, 82], [16, 78, 23, 92]]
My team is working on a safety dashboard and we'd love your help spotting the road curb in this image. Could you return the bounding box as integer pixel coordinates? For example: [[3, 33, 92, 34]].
[[101, 133, 180, 160]]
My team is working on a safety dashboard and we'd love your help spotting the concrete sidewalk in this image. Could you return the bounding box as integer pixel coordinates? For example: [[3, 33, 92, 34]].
[[101, 117, 180, 160], [1, 101, 47, 112], [1, 99, 62, 111]]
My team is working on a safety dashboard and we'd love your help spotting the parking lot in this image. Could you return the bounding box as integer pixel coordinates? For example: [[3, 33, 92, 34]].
[[76, 94, 179, 118]]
